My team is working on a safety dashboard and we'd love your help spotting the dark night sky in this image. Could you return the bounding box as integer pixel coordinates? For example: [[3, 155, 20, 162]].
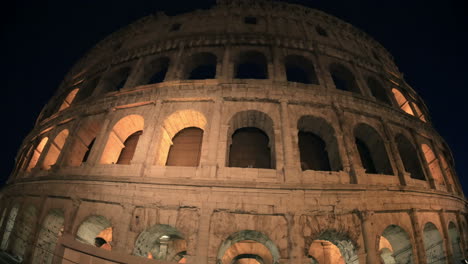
[[1, 0, 467, 192]]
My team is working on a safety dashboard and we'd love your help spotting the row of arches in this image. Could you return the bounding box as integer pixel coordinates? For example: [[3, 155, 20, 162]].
[[51, 50, 424, 122], [0, 204, 464, 264], [18, 109, 458, 191]]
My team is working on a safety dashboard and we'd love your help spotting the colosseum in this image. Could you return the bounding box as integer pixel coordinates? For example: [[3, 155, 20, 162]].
[[0, 0, 466, 263]]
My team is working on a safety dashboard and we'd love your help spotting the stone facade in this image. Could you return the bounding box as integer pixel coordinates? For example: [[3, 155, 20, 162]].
[[1, 0, 466, 263]]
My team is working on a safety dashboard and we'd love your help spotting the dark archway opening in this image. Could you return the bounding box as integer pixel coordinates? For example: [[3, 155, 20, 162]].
[[355, 138, 377, 174], [285, 55, 318, 84], [298, 132, 331, 171], [367, 77, 391, 105], [235, 51, 268, 79], [117, 130, 142, 164], [147, 57, 170, 84], [186, 52, 217, 80], [229, 127, 271, 169], [330, 64, 360, 94], [396, 134, 425, 180]]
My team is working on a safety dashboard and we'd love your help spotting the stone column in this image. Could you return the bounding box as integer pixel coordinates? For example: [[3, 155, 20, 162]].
[[432, 146, 453, 192], [220, 45, 231, 80], [143, 100, 164, 167], [456, 212, 467, 259], [380, 121, 409, 186], [359, 211, 379, 264], [202, 98, 223, 178], [113, 203, 135, 255], [131, 103, 159, 166], [84, 113, 112, 166], [438, 210, 453, 264], [273, 47, 286, 82], [54, 119, 82, 168], [192, 196, 212, 264], [280, 99, 299, 182], [409, 209, 427, 264]]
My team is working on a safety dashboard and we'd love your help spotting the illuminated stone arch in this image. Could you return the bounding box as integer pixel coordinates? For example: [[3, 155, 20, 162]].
[[379, 225, 414, 264], [391, 88, 414, 115], [297, 115, 342, 171], [76, 215, 113, 250], [421, 144, 445, 186], [133, 224, 187, 262], [0, 203, 19, 250], [411, 102, 427, 122], [448, 221, 463, 263], [439, 154, 459, 194], [66, 117, 103, 166], [58, 88, 79, 111], [42, 129, 69, 170], [26, 137, 48, 172], [155, 110, 207, 166], [308, 230, 359, 264], [422, 222, 446, 264], [395, 134, 426, 180], [216, 230, 281, 264], [226, 110, 276, 169], [11, 205, 38, 259], [32, 209, 64, 264], [100, 114, 144, 164]]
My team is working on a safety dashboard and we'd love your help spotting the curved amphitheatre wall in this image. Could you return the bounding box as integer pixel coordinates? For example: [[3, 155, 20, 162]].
[[0, 0, 466, 263]]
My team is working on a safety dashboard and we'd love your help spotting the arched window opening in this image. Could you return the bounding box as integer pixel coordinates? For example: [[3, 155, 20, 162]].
[[68, 118, 102, 166], [308, 230, 359, 264], [354, 124, 393, 175], [146, 57, 170, 84], [448, 222, 463, 263], [166, 127, 203, 167], [58, 88, 79, 111], [185, 52, 217, 80], [42, 129, 69, 170], [316, 25, 328, 37], [11, 205, 37, 259], [298, 132, 331, 171], [439, 155, 458, 193], [297, 116, 342, 171], [1, 204, 19, 250], [101, 67, 131, 93], [229, 127, 271, 169], [367, 77, 391, 105], [392, 89, 414, 115], [422, 222, 446, 264], [100, 115, 144, 164], [133, 224, 187, 261], [32, 209, 64, 264], [411, 102, 427, 122], [330, 64, 361, 94], [309, 240, 345, 264], [26, 137, 48, 172], [395, 134, 425, 180], [76, 215, 112, 251], [380, 225, 413, 264], [284, 55, 319, 84], [421, 144, 445, 185], [235, 51, 268, 79], [217, 230, 280, 264], [75, 77, 100, 102]]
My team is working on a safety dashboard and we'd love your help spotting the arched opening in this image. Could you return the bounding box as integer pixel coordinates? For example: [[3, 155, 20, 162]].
[[166, 127, 203, 167], [26, 137, 48, 172], [184, 52, 217, 80], [144, 57, 169, 84], [297, 116, 342, 171], [100, 114, 144, 164], [308, 230, 359, 264], [58, 88, 79, 111], [329, 64, 361, 94], [227, 111, 276, 169], [316, 25, 328, 37], [411, 102, 427, 122], [379, 225, 413, 264], [100, 67, 131, 93], [392, 89, 414, 115], [217, 230, 280, 264], [1, 204, 19, 250], [354, 124, 393, 175], [395, 134, 425, 180], [42, 129, 69, 170], [67, 118, 102, 166], [76, 215, 112, 251], [421, 144, 445, 186], [422, 222, 446, 264], [155, 110, 207, 166], [75, 76, 100, 102], [32, 209, 64, 264], [448, 222, 463, 263], [367, 77, 391, 105], [284, 55, 318, 84], [11, 205, 37, 260], [133, 224, 187, 262], [235, 51, 268, 79], [439, 155, 458, 193]]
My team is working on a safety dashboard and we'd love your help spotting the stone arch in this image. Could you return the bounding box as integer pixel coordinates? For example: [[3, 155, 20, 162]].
[[26, 137, 48, 172], [379, 225, 413, 264], [226, 110, 276, 169], [329, 63, 361, 94], [32, 209, 64, 264], [155, 110, 207, 166], [366, 77, 391, 105], [76, 215, 113, 250], [395, 134, 425, 180], [216, 230, 280, 264], [99, 66, 132, 93], [166, 127, 204, 167], [297, 115, 342, 171], [392, 88, 414, 115], [75, 76, 100, 102], [353, 123, 393, 175], [308, 240, 345, 264], [439, 154, 458, 193], [284, 55, 318, 84], [133, 224, 187, 261], [411, 102, 427, 122], [421, 144, 445, 185], [142, 56, 170, 84], [58, 88, 79, 111], [309, 230, 359, 264], [1, 204, 19, 250], [448, 221, 463, 263], [11, 205, 38, 259], [100, 114, 144, 164], [234, 50, 268, 79], [42, 129, 69, 170], [184, 52, 217, 79], [422, 222, 446, 264], [66, 117, 103, 166]]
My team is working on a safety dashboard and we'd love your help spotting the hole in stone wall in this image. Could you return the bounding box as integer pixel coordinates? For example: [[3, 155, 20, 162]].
[[316, 25, 328, 37], [229, 127, 271, 169], [395, 134, 425, 180], [367, 77, 391, 105], [76, 215, 112, 251], [244, 16, 258, 24], [185, 52, 217, 80], [145, 57, 170, 84], [330, 64, 361, 94], [26, 137, 49, 172], [235, 51, 268, 79], [285, 55, 319, 84], [299, 132, 331, 171]]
